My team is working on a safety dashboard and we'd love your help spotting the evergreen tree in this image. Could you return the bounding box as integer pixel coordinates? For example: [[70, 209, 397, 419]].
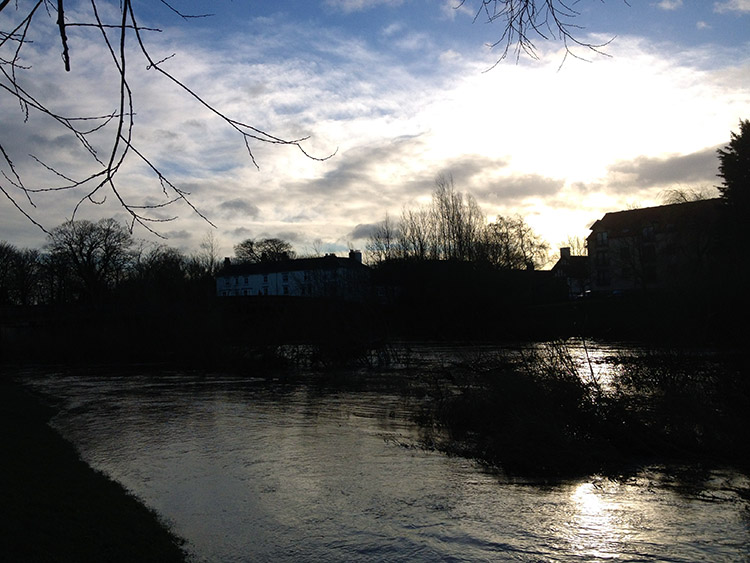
[[717, 119, 750, 215]]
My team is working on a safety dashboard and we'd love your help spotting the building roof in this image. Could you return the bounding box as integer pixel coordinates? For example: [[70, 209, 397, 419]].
[[588, 199, 723, 238], [551, 255, 589, 278], [218, 255, 369, 276]]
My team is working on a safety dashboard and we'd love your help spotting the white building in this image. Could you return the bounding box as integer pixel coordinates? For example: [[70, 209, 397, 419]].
[[216, 251, 370, 301]]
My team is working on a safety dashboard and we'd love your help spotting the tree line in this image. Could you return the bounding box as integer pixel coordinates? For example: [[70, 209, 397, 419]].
[[0, 219, 220, 306], [366, 174, 550, 269]]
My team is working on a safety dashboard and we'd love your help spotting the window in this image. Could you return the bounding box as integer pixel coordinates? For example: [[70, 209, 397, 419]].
[[263, 274, 268, 283], [282, 272, 289, 282], [263, 286, 268, 295], [596, 231, 608, 247], [283, 285, 289, 295], [244, 277, 248, 284], [642, 225, 654, 242]]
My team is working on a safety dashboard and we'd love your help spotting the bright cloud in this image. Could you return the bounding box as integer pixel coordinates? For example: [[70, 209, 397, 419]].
[[714, 0, 750, 13], [656, 0, 683, 10]]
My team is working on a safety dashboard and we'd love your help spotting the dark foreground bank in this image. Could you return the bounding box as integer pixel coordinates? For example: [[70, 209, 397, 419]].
[[0, 377, 187, 563]]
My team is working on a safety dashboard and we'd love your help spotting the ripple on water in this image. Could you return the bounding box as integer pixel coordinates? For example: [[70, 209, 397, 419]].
[[22, 368, 750, 563]]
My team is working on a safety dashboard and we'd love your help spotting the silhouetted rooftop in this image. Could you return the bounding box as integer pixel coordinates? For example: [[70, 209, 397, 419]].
[[219, 255, 369, 276], [588, 199, 723, 237]]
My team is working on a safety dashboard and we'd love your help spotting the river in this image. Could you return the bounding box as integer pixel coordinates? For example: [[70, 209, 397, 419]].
[[19, 355, 750, 562]]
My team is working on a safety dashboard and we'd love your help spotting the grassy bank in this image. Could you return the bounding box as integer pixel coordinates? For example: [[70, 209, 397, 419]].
[[0, 378, 188, 563]]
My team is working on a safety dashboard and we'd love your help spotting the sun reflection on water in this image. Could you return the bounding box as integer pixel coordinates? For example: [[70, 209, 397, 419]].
[[567, 481, 630, 561]]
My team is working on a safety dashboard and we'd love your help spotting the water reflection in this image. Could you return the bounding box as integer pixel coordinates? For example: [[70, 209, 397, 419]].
[[569, 481, 624, 560], [21, 367, 750, 563]]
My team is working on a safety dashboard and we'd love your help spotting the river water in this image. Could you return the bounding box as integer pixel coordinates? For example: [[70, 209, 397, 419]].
[[20, 359, 750, 562]]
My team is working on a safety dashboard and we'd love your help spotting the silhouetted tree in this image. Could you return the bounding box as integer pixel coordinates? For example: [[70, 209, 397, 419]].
[[717, 119, 750, 216], [366, 213, 400, 263], [234, 237, 296, 263], [397, 208, 432, 261], [11, 248, 42, 305], [558, 235, 587, 257], [430, 174, 486, 261], [0, 241, 18, 305], [481, 215, 549, 270], [660, 187, 716, 205], [38, 250, 73, 304], [45, 218, 135, 300], [368, 175, 487, 263], [122, 243, 190, 301], [716, 119, 750, 312], [132, 244, 185, 282], [367, 176, 549, 268], [0, 241, 43, 305], [195, 231, 221, 276]]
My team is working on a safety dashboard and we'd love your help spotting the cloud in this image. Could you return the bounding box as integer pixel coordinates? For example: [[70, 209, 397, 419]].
[[381, 22, 404, 37], [230, 227, 255, 239], [473, 174, 565, 202], [217, 199, 261, 218], [655, 0, 683, 10], [606, 146, 721, 192], [440, 0, 475, 20], [284, 134, 433, 204], [438, 154, 511, 183], [274, 230, 306, 244], [160, 230, 193, 240], [324, 0, 404, 13], [714, 0, 750, 13], [348, 223, 381, 241]]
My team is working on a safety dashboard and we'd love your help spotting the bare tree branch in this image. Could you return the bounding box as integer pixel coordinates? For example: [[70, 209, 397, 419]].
[[0, 0, 333, 236], [56, 0, 70, 71], [458, 0, 620, 66]]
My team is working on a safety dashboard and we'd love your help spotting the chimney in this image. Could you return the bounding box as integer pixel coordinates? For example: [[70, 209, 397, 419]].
[[349, 249, 362, 263], [560, 247, 571, 259], [223, 257, 231, 268]]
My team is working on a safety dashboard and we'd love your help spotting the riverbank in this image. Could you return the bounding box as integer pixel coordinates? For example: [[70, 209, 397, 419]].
[[0, 377, 188, 562]]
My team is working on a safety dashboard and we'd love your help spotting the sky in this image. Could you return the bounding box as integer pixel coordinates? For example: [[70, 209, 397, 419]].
[[1, 0, 749, 262]]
